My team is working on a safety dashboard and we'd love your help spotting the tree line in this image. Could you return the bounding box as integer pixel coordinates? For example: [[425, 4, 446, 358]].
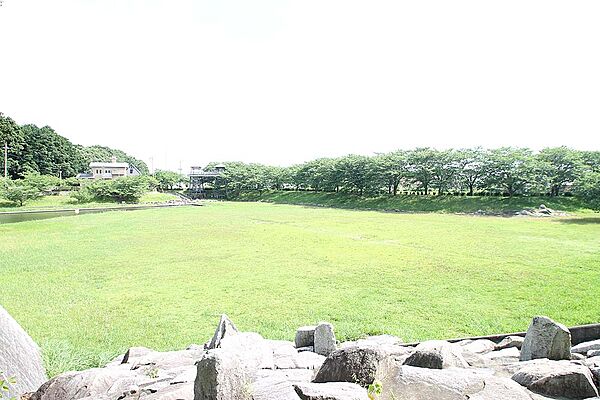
[[212, 147, 600, 206], [0, 112, 148, 179]]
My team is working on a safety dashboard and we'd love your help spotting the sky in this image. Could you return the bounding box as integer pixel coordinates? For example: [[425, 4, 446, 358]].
[[1, 1, 599, 172]]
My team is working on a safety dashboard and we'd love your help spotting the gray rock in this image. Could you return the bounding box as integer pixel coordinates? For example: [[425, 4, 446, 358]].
[[313, 345, 393, 387], [30, 367, 141, 400], [378, 364, 532, 400], [463, 347, 521, 371], [584, 356, 600, 367], [121, 346, 155, 364], [206, 314, 238, 350], [403, 340, 469, 369], [572, 339, 600, 355], [459, 339, 496, 355], [297, 346, 315, 353], [314, 323, 337, 357], [194, 350, 252, 400], [571, 353, 586, 361], [495, 336, 525, 351], [295, 326, 317, 348], [251, 369, 315, 400], [268, 340, 325, 370], [587, 349, 600, 357], [219, 332, 275, 370], [520, 316, 572, 361], [511, 359, 599, 399], [0, 305, 47, 398], [142, 382, 193, 400], [293, 382, 368, 400]]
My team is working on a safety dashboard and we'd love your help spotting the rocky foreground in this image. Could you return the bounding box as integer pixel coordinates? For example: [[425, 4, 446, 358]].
[[4, 310, 600, 400]]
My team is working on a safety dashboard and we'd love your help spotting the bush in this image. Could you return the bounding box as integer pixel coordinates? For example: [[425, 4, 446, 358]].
[[23, 173, 62, 193], [574, 172, 600, 210], [2, 181, 42, 206], [82, 176, 158, 203]]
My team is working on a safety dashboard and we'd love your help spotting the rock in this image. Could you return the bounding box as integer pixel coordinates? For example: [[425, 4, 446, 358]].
[[219, 332, 274, 370], [495, 336, 525, 350], [378, 364, 532, 400], [519, 316, 572, 361], [297, 346, 315, 353], [511, 359, 599, 399], [571, 339, 600, 355], [251, 374, 302, 400], [295, 326, 317, 348], [587, 349, 600, 357], [584, 356, 600, 368], [121, 346, 155, 364], [571, 353, 586, 361], [314, 323, 337, 357], [0, 305, 47, 398], [193, 350, 252, 400], [206, 314, 238, 350], [403, 340, 469, 369], [313, 345, 394, 387], [293, 382, 368, 400], [459, 339, 496, 354], [268, 340, 325, 370], [465, 347, 521, 370], [30, 367, 140, 400]]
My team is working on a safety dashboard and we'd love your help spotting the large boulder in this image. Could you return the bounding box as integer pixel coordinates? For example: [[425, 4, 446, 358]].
[[571, 339, 600, 355], [378, 364, 533, 400], [293, 382, 368, 400], [194, 350, 252, 400], [511, 359, 599, 399], [495, 336, 525, 351], [295, 326, 317, 349], [403, 340, 469, 369], [219, 332, 275, 370], [314, 323, 337, 357], [313, 345, 396, 387], [0, 305, 47, 397], [519, 316, 572, 361], [206, 314, 238, 350]]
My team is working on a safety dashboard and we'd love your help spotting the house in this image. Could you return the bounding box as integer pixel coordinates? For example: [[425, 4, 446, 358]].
[[76, 156, 141, 180]]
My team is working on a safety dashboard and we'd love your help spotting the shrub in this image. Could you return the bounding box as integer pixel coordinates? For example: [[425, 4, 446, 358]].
[[1, 180, 42, 206], [82, 176, 158, 203]]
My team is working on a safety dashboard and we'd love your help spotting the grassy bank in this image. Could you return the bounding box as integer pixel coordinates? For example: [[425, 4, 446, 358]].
[[0, 191, 179, 212], [1, 202, 599, 376], [236, 191, 595, 214]]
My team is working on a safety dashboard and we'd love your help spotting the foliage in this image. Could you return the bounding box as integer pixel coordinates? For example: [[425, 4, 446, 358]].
[[573, 172, 600, 211], [154, 170, 185, 190], [22, 173, 62, 192], [1, 203, 599, 376], [81, 176, 158, 203], [0, 370, 17, 399], [0, 113, 148, 179], [1, 180, 42, 206], [368, 380, 383, 400]]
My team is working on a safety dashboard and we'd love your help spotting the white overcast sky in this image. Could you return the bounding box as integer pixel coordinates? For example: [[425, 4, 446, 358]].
[[1, 1, 599, 172]]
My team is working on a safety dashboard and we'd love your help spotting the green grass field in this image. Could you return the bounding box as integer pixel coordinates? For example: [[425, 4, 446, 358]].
[[1, 201, 599, 377], [238, 191, 595, 214], [0, 191, 178, 212]]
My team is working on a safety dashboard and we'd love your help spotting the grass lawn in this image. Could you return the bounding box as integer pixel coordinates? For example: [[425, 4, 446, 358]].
[[0, 191, 179, 212], [1, 202, 599, 377], [238, 190, 596, 214]]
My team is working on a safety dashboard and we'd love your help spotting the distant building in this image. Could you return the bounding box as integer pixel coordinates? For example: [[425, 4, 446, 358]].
[[188, 164, 226, 198], [76, 156, 141, 180]]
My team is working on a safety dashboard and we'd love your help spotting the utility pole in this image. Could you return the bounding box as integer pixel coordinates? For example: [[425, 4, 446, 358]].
[[4, 142, 8, 179]]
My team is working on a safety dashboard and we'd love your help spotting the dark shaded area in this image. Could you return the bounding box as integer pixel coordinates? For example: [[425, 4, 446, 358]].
[[558, 217, 600, 225]]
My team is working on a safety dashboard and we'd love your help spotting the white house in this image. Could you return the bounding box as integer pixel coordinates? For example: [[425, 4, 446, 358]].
[[77, 156, 141, 180]]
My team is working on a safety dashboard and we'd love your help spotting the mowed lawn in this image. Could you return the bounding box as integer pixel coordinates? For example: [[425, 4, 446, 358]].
[[1, 202, 599, 376]]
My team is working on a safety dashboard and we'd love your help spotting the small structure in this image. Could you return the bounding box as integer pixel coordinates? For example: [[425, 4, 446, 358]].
[[188, 164, 226, 199], [77, 157, 141, 180]]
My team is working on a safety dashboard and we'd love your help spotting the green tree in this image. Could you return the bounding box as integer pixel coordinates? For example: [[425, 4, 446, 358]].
[[407, 148, 438, 195], [154, 170, 185, 190], [375, 151, 408, 195], [0, 112, 25, 178], [482, 147, 539, 196], [2, 180, 42, 206], [574, 171, 600, 210], [537, 147, 582, 196], [455, 148, 487, 196]]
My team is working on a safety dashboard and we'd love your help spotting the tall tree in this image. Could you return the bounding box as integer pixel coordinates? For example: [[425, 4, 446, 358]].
[[407, 148, 438, 195], [482, 147, 539, 196], [375, 151, 408, 195], [537, 147, 582, 196], [0, 112, 25, 178], [456, 148, 487, 196]]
